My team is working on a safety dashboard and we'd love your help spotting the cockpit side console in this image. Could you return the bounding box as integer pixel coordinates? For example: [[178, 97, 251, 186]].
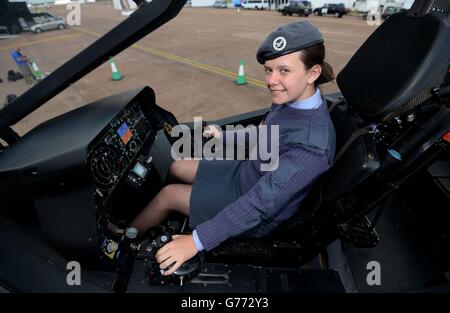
[[0, 87, 177, 267]]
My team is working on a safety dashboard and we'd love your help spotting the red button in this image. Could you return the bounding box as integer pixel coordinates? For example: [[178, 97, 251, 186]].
[[443, 131, 450, 143]]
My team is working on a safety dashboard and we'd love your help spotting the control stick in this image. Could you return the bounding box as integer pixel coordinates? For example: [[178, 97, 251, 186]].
[[142, 232, 201, 286]]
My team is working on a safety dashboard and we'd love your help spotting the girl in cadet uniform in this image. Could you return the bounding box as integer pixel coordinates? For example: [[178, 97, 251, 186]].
[[120, 21, 336, 275]]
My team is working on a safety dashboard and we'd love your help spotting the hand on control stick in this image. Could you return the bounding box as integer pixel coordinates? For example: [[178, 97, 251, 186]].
[[155, 234, 198, 275]]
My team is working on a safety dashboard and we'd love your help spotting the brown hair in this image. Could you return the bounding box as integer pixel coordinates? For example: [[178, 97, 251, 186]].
[[299, 43, 335, 87]]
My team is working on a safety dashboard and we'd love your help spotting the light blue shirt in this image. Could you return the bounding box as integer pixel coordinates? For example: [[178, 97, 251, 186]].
[[288, 88, 322, 109], [192, 229, 204, 251], [192, 88, 323, 252]]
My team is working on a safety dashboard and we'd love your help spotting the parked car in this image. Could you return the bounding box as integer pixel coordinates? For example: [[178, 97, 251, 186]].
[[382, 6, 407, 19], [28, 3, 53, 9], [30, 16, 66, 33], [241, 0, 269, 10], [313, 3, 348, 18], [31, 12, 57, 24], [300, 1, 312, 10], [213, 0, 228, 8], [278, 1, 311, 17]]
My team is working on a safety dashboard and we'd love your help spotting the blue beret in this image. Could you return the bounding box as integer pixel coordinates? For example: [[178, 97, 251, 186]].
[[256, 21, 324, 64]]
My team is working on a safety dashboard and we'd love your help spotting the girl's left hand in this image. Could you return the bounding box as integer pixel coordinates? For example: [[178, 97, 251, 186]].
[[155, 234, 198, 275], [203, 125, 222, 139]]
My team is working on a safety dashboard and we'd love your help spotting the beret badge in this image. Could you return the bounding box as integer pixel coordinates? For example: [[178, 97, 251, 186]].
[[273, 36, 287, 52]]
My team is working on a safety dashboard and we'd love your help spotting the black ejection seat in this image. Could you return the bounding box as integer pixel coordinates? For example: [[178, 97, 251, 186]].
[[271, 4, 450, 246]]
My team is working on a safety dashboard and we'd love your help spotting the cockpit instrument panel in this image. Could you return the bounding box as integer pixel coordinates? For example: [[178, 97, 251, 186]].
[[87, 101, 154, 203]]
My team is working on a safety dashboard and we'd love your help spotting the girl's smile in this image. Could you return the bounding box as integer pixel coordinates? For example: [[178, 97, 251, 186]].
[[264, 52, 320, 105]]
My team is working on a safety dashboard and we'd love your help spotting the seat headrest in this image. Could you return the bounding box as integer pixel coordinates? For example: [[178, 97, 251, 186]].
[[336, 12, 450, 122]]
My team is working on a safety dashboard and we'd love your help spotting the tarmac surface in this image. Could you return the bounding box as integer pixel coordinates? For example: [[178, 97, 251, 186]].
[[0, 2, 379, 136]]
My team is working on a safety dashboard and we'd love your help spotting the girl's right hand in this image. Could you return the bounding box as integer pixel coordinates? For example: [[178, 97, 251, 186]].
[[203, 125, 222, 139]]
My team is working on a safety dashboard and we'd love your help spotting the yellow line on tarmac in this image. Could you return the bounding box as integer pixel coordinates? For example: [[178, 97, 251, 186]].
[[0, 33, 84, 52], [73, 27, 103, 38], [133, 44, 267, 88], [74, 27, 267, 89]]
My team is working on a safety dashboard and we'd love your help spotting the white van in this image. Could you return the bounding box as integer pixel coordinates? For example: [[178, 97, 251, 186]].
[[242, 0, 269, 10]]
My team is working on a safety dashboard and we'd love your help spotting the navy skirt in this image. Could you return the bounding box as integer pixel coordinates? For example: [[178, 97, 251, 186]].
[[189, 159, 244, 229]]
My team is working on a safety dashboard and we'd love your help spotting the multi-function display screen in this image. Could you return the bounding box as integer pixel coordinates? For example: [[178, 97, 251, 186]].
[[117, 122, 133, 145]]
